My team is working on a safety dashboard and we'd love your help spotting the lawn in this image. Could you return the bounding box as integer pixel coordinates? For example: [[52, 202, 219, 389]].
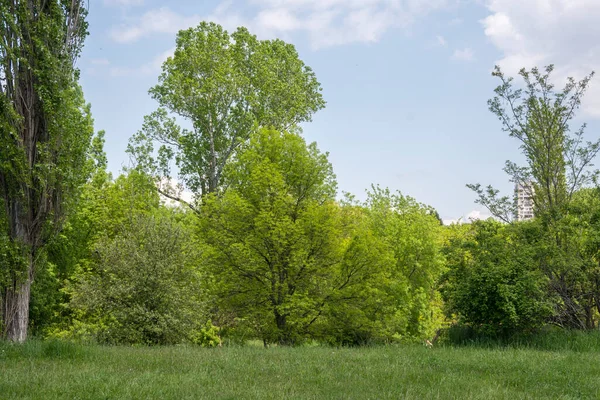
[[1, 339, 599, 399]]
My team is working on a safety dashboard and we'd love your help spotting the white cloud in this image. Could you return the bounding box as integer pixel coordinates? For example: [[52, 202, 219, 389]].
[[452, 47, 474, 61], [104, 0, 144, 7], [109, 5, 248, 44], [109, 0, 456, 49], [443, 209, 493, 225], [465, 210, 491, 221], [255, 8, 301, 32], [481, 0, 600, 116], [250, 0, 457, 49], [442, 217, 462, 225], [107, 0, 459, 76]]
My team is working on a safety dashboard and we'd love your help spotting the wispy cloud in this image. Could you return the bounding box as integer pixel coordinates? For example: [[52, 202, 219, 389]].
[[452, 47, 474, 61], [109, 0, 457, 49], [109, 8, 200, 43], [109, 48, 174, 77]]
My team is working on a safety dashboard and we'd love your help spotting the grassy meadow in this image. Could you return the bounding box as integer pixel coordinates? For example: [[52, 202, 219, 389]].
[[2, 333, 600, 400]]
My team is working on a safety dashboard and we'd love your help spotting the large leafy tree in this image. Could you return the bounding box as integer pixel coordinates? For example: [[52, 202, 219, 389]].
[[200, 129, 391, 345], [0, 0, 92, 341], [128, 22, 325, 205], [317, 190, 446, 345]]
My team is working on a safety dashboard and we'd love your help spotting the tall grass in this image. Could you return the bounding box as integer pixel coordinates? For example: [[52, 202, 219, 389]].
[[2, 333, 600, 399]]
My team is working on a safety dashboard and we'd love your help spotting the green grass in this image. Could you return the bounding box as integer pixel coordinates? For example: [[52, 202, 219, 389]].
[[2, 336, 600, 399]]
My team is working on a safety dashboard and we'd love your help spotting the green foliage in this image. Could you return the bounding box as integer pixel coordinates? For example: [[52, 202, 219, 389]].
[[0, 205, 26, 289], [29, 167, 162, 336], [313, 204, 397, 346], [128, 22, 325, 197], [468, 65, 598, 223], [190, 321, 222, 347], [62, 213, 202, 345], [201, 129, 395, 345], [318, 189, 447, 345], [441, 220, 552, 336], [0, 0, 92, 340], [466, 65, 600, 332], [535, 187, 600, 329], [8, 10, 600, 349], [365, 187, 446, 339]]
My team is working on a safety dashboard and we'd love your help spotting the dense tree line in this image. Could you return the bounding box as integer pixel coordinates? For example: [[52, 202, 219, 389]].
[[2, 9, 600, 345]]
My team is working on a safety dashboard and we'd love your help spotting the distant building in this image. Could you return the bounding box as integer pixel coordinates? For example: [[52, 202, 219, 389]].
[[516, 182, 535, 221]]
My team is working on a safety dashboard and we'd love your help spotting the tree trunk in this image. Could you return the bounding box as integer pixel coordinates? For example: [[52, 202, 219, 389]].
[[2, 277, 31, 342], [1, 202, 33, 342], [275, 310, 292, 345]]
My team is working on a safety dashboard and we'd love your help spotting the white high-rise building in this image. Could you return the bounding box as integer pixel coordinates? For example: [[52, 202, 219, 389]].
[[516, 182, 535, 221]]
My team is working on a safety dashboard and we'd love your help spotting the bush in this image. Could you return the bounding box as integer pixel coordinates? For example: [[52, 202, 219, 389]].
[[441, 220, 552, 337], [63, 212, 204, 345], [190, 321, 222, 347]]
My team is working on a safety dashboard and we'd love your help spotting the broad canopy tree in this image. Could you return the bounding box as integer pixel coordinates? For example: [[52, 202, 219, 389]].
[[128, 22, 325, 204], [200, 129, 447, 345], [0, 0, 92, 342], [200, 129, 392, 345]]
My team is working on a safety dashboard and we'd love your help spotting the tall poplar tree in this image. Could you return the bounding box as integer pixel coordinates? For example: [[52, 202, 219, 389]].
[[0, 0, 92, 341]]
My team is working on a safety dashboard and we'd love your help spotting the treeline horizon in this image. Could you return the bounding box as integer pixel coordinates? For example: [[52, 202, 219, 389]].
[[2, 2, 600, 346]]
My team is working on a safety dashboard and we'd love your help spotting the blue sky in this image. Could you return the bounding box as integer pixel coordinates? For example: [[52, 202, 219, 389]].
[[79, 0, 600, 223]]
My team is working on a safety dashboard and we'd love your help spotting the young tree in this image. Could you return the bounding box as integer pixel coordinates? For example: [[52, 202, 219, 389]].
[[0, 0, 91, 341], [468, 65, 598, 222], [128, 22, 325, 204]]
